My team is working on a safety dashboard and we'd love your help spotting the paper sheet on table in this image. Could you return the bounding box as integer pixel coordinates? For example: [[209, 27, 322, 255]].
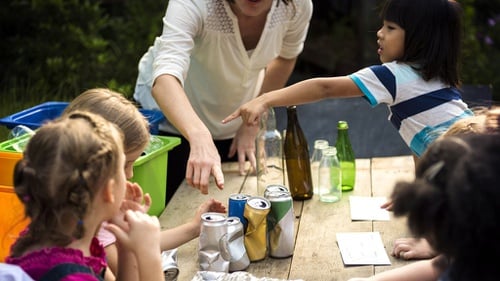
[[336, 232, 391, 265], [349, 196, 390, 221]]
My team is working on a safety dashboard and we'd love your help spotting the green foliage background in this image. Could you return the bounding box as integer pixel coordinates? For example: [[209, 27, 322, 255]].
[[0, 0, 499, 141], [0, 0, 165, 105]]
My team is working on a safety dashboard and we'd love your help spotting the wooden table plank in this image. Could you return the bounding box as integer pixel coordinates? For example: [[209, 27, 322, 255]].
[[288, 159, 374, 281], [371, 156, 415, 276]]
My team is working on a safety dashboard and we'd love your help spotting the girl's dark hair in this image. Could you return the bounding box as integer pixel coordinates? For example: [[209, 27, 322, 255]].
[[391, 134, 500, 281], [10, 111, 123, 257], [381, 0, 463, 87]]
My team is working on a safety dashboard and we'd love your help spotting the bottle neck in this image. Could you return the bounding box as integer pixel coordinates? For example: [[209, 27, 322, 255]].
[[261, 108, 277, 131], [337, 129, 350, 141], [286, 107, 298, 126]]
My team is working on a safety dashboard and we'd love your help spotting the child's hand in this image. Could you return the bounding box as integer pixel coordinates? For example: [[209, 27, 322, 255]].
[[222, 98, 268, 126], [197, 198, 226, 216], [192, 198, 226, 228], [106, 210, 161, 255], [391, 237, 437, 260], [121, 181, 152, 213], [380, 199, 393, 211]]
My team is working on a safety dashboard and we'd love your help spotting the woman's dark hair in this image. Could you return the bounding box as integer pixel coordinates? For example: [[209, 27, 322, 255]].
[[381, 0, 463, 87], [391, 134, 500, 281]]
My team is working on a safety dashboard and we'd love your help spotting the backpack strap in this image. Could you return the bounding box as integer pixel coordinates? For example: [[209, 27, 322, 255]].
[[39, 263, 104, 281]]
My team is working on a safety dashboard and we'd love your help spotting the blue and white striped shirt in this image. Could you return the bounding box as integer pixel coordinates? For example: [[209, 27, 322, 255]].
[[350, 61, 473, 156]]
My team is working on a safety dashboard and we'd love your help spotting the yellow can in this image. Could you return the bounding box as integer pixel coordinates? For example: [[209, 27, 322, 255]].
[[243, 196, 271, 261]]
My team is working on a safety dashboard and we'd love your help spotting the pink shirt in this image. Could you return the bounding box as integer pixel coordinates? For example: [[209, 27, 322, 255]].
[[6, 237, 107, 281], [96, 222, 116, 247]]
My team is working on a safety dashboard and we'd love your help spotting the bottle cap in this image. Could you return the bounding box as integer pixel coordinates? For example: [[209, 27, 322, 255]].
[[337, 121, 349, 129]]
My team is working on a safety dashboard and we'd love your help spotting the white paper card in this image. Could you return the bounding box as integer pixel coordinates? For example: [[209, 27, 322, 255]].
[[349, 196, 390, 221], [336, 232, 391, 265]]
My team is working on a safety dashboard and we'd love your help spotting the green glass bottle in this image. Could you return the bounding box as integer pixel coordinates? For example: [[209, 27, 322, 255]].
[[284, 106, 313, 200], [335, 121, 356, 191]]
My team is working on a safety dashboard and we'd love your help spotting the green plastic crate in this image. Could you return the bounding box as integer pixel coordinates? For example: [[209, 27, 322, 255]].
[[131, 136, 180, 216], [0, 134, 180, 216]]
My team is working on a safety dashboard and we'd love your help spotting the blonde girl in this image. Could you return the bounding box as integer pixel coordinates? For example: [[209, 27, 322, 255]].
[[6, 111, 163, 281]]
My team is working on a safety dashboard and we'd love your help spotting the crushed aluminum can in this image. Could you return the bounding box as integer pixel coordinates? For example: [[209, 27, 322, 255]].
[[161, 248, 179, 281], [226, 217, 250, 272], [266, 190, 295, 258], [198, 212, 230, 272], [243, 196, 271, 261], [264, 184, 289, 198]]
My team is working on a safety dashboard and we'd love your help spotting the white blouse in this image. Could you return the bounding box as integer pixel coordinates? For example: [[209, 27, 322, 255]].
[[134, 0, 312, 138]]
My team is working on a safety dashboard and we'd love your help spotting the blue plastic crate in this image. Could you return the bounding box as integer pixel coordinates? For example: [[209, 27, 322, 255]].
[[0, 101, 165, 135]]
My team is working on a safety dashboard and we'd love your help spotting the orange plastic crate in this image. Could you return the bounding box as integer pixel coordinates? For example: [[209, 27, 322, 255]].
[[0, 185, 29, 262], [0, 151, 22, 187]]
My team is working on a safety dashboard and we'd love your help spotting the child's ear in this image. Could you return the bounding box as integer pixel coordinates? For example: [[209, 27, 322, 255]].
[[102, 179, 116, 203]]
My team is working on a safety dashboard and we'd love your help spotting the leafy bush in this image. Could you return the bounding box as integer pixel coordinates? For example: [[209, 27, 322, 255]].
[[0, 0, 166, 103], [461, 0, 500, 100]]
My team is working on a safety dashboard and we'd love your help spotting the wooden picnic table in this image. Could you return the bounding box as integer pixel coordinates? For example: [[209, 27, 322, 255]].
[[159, 155, 416, 281]]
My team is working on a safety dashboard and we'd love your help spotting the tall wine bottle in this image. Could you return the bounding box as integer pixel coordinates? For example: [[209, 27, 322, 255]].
[[284, 106, 313, 200]]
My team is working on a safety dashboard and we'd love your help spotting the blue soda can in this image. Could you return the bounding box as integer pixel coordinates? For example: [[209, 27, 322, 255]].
[[228, 194, 250, 230]]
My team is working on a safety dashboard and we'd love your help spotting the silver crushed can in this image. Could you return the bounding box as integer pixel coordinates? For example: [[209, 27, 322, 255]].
[[198, 212, 230, 272], [266, 190, 295, 258], [226, 217, 250, 272], [264, 184, 289, 198], [161, 249, 179, 281]]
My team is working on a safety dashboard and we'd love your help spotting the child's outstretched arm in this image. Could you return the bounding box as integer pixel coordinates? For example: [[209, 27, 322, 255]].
[[222, 76, 362, 126], [159, 198, 226, 250]]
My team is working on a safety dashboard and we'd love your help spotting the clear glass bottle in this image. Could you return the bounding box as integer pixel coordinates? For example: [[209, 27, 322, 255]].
[[310, 139, 329, 194], [335, 121, 356, 191], [256, 107, 284, 196], [284, 106, 313, 200], [318, 146, 342, 203]]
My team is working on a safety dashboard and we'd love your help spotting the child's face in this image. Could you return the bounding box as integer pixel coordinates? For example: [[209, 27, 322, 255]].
[[113, 151, 127, 209], [124, 147, 145, 179], [376, 20, 405, 63]]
